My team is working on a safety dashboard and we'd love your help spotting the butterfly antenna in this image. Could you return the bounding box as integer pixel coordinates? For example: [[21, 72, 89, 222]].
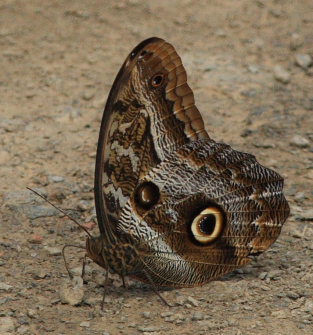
[[26, 187, 92, 238]]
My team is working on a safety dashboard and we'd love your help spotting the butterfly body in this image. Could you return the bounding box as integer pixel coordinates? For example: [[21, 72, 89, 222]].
[[89, 37, 290, 288]]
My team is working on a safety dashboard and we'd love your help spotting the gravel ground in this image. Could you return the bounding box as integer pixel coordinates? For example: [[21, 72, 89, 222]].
[[1, 1, 313, 334]]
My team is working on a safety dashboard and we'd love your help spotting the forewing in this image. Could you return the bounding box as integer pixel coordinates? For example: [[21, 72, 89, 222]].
[[95, 37, 209, 236]]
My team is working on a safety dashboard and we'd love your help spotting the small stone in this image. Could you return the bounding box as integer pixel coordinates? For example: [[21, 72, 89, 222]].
[[102, 332, 110, 335], [26, 205, 59, 219], [44, 246, 62, 256], [161, 311, 173, 318], [294, 192, 306, 201], [192, 311, 204, 321], [17, 325, 30, 334], [48, 175, 65, 183], [295, 54, 312, 69], [59, 277, 85, 306], [142, 311, 151, 319], [247, 64, 259, 73], [259, 272, 268, 280], [290, 33, 303, 50], [186, 296, 199, 307], [271, 310, 288, 319], [273, 65, 291, 84], [303, 299, 313, 313], [0, 282, 13, 291], [32, 269, 48, 279], [267, 270, 281, 280], [299, 210, 313, 223], [28, 234, 43, 244], [290, 135, 310, 148], [287, 291, 300, 300], [82, 91, 95, 101], [27, 309, 37, 318], [79, 321, 90, 328], [0, 316, 16, 332], [138, 326, 161, 332]]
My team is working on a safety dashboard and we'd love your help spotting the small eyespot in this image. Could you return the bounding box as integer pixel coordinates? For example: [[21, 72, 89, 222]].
[[151, 74, 165, 88], [130, 51, 136, 60], [191, 207, 224, 244], [139, 50, 148, 58], [135, 182, 160, 210]]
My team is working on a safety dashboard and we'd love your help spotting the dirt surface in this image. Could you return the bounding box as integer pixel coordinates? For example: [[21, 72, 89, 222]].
[[1, 1, 313, 334]]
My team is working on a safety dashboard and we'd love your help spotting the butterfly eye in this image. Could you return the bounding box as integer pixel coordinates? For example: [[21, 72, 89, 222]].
[[151, 73, 165, 88], [191, 207, 224, 244], [135, 182, 160, 210]]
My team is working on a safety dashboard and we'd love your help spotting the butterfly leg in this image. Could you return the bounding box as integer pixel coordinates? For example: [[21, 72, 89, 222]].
[[142, 269, 172, 307], [101, 269, 110, 310], [81, 253, 88, 281]]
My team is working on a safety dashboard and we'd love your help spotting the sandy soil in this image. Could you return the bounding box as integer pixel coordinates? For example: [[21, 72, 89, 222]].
[[1, 1, 313, 334]]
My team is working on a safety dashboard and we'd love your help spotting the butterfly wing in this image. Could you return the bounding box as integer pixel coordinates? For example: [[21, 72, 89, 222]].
[[95, 37, 208, 238], [95, 37, 289, 286]]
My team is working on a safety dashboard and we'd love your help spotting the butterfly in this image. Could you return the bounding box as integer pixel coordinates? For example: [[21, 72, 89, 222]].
[[86, 37, 289, 290]]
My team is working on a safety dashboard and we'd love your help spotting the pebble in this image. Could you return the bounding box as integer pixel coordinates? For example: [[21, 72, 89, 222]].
[[267, 270, 282, 280], [0, 282, 13, 291], [271, 310, 288, 319], [294, 192, 306, 201], [28, 234, 43, 244], [82, 91, 95, 101], [27, 309, 37, 319], [290, 33, 303, 50], [161, 311, 173, 318], [0, 316, 16, 332], [259, 272, 268, 280], [287, 291, 300, 300], [138, 326, 161, 332], [142, 311, 151, 319], [192, 311, 205, 321], [295, 54, 312, 69], [296, 209, 313, 221], [273, 65, 291, 84], [25, 205, 59, 219], [186, 296, 200, 307], [247, 64, 259, 73], [59, 277, 85, 306], [290, 135, 310, 148], [44, 246, 62, 256], [79, 321, 90, 328], [303, 299, 313, 314], [48, 175, 65, 183], [32, 269, 48, 279]]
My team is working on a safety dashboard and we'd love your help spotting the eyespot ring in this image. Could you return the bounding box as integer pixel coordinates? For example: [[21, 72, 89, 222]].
[[150, 73, 165, 88], [135, 181, 160, 210], [190, 207, 224, 244]]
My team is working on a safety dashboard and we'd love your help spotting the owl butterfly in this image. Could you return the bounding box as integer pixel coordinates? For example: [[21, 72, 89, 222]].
[[87, 37, 289, 290]]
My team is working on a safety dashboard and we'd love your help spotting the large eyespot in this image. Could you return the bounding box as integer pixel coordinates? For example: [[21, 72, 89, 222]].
[[150, 73, 165, 88], [135, 182, 160, 210], [191, 207, 224, 244]]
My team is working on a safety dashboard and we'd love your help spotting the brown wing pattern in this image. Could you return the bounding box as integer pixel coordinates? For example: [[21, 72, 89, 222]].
[[92, 37, 289, 288], [94, 37, 209, 236]]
